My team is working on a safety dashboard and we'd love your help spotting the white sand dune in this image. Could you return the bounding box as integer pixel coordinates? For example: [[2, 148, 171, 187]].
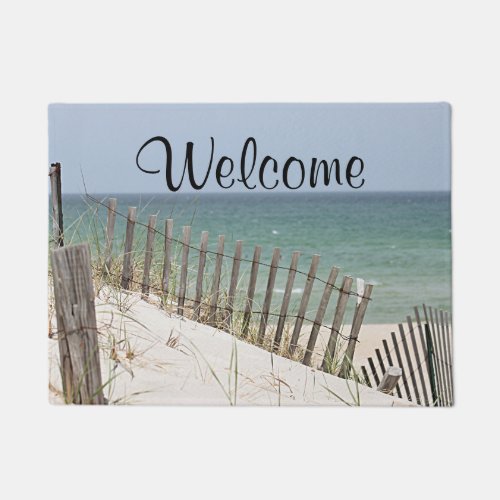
[[48, 290, 411, 406]]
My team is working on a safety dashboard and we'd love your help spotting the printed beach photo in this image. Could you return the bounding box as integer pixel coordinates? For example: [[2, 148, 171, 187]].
[[48, 103, 452, 406]]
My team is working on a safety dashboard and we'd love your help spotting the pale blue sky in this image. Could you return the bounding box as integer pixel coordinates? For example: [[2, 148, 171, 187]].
[[48, 103, 451, 193]]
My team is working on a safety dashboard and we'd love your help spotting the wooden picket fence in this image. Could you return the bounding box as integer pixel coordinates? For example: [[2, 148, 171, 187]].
[[48, 163, 375, 379], [51, 241, 400, 405], [97, 195, 374, 377], [359, 305, 453, 406]]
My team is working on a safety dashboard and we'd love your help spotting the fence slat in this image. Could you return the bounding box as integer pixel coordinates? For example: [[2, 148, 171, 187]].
[[177, 225, 192, 315], [375, 347, 387, 377], [208, 235, 225, 326], [429, 306, 448, 405], [399, 322, 422, 405], [413, 306, 431, 390], [103, 197, 117, 274], [225, 240, 243, 331], [242, 246, 262, 338], [425, 323, 439, 406], [445, 311, 452, 351], [339, 283, 373, 378], [368, 357, 381, 386], [444, 311, 454, 404], [377, 367, 402, 395], [382, 339, 403, 398], [321, 275, 353, 372], [257, 247, 281, 344], [273, 251, 300, 352], [121, 206, 137, 290], [303, 266, 339, 366], [391, 331, 412, 401], [440, 309, 453, 405], [423, 305, 444, 406], [406, 315, 429, 406], [435, 308, 451, 406], [289, 254, 320, 356], [49, 162, 64, 248], [51, 243, 104, 404], [361, 365, 372, 387], [193, 231, 209, 321], [141, 214, 157, 297], [162, 219, 174, 295]]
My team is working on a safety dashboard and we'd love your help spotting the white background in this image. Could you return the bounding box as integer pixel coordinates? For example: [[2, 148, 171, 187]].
[[1, 1, 499, 498]]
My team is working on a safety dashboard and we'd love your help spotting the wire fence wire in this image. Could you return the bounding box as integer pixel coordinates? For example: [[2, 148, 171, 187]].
[[49, 191, 379, 375], [85, 193, 371, 301], [77, 193, 377, 348], [101, 269, 356, 345], [50, 169, 454, 406]]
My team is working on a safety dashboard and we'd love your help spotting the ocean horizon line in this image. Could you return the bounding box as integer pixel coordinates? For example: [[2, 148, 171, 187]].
[[60, 189, 451, 196]]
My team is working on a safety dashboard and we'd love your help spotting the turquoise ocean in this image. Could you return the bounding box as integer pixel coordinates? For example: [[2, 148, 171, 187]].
[[58, 191, 452, 324]]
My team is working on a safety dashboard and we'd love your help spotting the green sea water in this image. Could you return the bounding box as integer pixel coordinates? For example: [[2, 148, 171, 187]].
[[57, 191, 451, 324]]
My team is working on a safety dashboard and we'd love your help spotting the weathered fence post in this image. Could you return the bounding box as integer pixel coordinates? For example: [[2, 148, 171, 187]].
[[273, 251, 300, 352], [49, 162, 64, 248], [162, 219, 174, 296], [303, 266, 339, 366], [225, 240, 243, 331], [257, 247, 281, 344], [141, 214, 157, 297], [321, 275, 353, 372], [208, 235, 225, 326], [339, 283, 373, 378], [121, 207, 137, 289], [193, 231, 209, 321], [177, 225, 192, 315], [242, 245, 262, 338], [103, 197, 117, 274], [377, 367, 402, 395], [289, 254, 320, 356], [51, 243, 105, 404]]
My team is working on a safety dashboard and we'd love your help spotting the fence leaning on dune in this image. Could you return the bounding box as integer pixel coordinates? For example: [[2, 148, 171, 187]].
[[49, 162, 377, 389]]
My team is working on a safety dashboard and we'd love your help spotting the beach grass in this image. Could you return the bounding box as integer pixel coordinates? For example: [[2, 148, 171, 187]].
[[48, 197, 367, 389]]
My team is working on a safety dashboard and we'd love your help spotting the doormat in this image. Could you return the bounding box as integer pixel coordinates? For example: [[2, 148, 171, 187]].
[[48, 103, 452, 406]]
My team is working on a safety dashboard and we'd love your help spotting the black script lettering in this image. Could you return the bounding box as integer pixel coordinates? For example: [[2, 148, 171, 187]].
[[136, 136, 214, 192], [259, 156, 279, 190], [346, 156, 365, 188], [283, 157, 305, 189], [216, 157, 235, 189], [239, 137, 257, 189]]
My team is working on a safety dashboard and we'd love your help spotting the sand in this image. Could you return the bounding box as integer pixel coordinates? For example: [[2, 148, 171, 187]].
[[295, 323, 399, 368], [48, 290, 411, 406]]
